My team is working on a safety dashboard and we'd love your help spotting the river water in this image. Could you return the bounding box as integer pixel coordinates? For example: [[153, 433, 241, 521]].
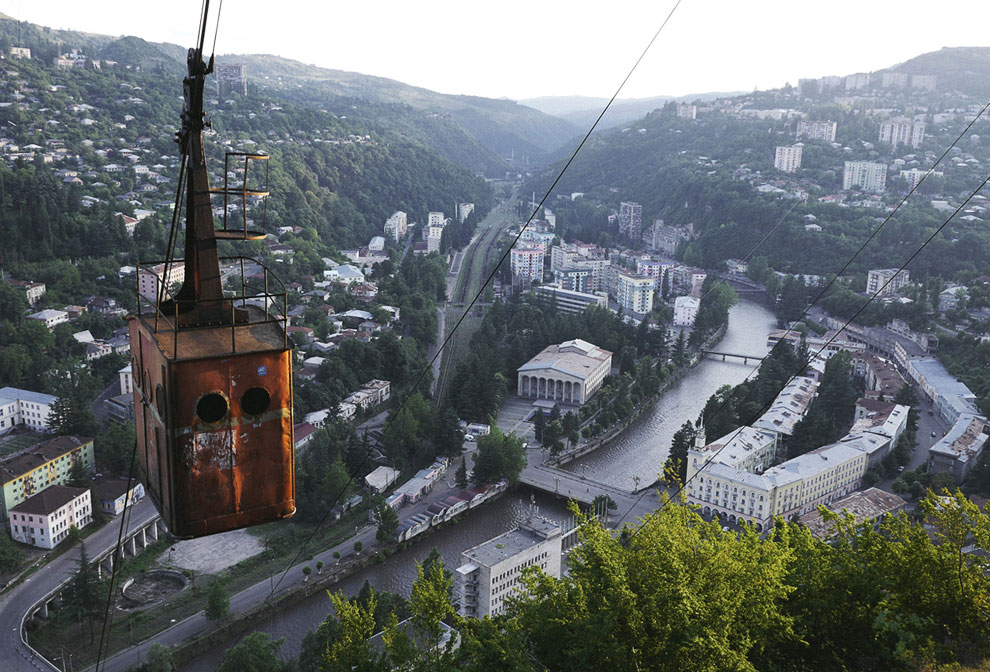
[[184, 299, 776, 668], [562, 300, 777, 490]]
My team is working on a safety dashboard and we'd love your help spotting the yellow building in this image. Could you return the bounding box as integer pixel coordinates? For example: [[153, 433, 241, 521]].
[[1, 436, 95, 520]]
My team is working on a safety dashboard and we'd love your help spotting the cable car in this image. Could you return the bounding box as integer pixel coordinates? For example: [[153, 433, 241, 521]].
[[128, 4, 295, 538]]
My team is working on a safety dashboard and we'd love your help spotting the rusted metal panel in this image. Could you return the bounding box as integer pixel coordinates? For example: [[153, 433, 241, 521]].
[[129, 317, 295, 538]]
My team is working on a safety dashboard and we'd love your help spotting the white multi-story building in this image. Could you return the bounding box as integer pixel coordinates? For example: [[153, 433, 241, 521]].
[[384, 211, 407, 241], [796, 120, 837, 143], [510, 247, 544, 281], [9, 485, 92, 549], [677, 104, 697, 120], [774, 144, 803, 173], [520, 230, 556, 256], [9, 46, 31, 59], [636, 259, 671, 288], [898, 168, 942, 190], [843, 161, 887, 193], [618, 202, 643, 239], [881, 72, 909, 89], [26, 309, 68, 331], [456, 515, 562, 619], [533, 284, 608, 314], [428, 211, 445, 229], [138, 262, 185, 303], [673, 295, 700, 326], [866, 268, 910, 297], [457, 203, 475, 222], [0, 387, 57, 434], [517, 339, 612, 405], [879, 117, 926, 149], [119, 364, 134, 396], [845, 73, 871, 90], [617, 271, 654, 315]]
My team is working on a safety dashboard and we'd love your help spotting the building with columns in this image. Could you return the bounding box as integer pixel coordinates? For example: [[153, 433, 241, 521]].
[[516, 339, 612, 406]]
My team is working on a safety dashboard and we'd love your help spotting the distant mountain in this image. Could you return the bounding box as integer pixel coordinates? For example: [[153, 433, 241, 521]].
[[880, 46, 990, 97], [226, 54, 581, 169], [520, 92, 745, 130]]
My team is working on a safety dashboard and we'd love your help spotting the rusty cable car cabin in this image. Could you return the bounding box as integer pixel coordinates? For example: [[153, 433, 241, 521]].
[[128, 8, 295, 538]]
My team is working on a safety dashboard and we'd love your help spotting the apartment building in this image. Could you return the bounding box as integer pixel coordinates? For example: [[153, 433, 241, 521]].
[[456, 515, 562, 619], [843, 161, 887, 193], [618, 202, 643, 239], [866, 268, 910, 297], [0, 387, 57, 434], [384, 211, 408, 241], [617, 272, 655, 315], [1, 436, 95, 519], [796, 120, 837, 143], [510, 247, 544, 281], [879, 117, 926, 149], [10, 485, 92, 549], [774, 144, 803, 173]]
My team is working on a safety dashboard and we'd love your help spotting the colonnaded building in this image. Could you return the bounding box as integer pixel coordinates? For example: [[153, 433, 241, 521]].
[[516, 339, 612, 406]]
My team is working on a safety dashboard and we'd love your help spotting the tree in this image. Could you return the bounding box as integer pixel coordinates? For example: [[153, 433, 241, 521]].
[[68, 458, 88, 488], [205, 579, 230, 621], [663, 421, 696, 485], [455, 458, 468, 489], [353, 540, 363, 556], [317, 560, 324, 575], [146, 643, 174, 672], [375, 502, 399, 544], [333, 551, 341, 565], [532, 409, 546, 443], [98, 422, 136, 476], [410, 558, 455, 667], [62, 542, 104, 643], [0, 532, 24, 573], [217, 632, 291, 672], [471, 427, 526, 484], [303, 566, 313, 582]]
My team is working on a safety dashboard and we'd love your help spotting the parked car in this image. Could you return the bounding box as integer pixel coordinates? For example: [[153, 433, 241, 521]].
[[931, 431, 937, 437], [464, 434, 475, 442]]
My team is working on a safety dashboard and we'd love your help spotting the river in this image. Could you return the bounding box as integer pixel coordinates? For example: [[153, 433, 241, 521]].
[[184, 299, 776, 668], [562, 299, 777, 490]]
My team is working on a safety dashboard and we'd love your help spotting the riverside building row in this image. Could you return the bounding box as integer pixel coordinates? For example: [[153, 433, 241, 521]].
[[686, 375, 910, 531]]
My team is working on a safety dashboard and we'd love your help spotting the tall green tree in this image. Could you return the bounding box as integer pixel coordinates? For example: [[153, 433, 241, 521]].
[[374, 502, 399, 544], [410, 558, 455, 669], [217, 632, 292, 672], [205, 578, 230, 622], [471, 427, 526, 484]]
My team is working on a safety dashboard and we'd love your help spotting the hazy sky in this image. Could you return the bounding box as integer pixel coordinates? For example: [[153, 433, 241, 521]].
[[4, 0, 989, 101]]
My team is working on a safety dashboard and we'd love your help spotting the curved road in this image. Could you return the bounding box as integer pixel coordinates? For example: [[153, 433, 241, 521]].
[[0, 498, 159, 672]]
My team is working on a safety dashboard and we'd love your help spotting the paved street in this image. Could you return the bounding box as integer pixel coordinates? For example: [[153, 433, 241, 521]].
[[0, 498, 159, 672]]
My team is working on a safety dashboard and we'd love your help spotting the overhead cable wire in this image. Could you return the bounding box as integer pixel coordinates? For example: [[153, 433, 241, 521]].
[[615, 110, 990, 537], [243, 0, 686, 633]]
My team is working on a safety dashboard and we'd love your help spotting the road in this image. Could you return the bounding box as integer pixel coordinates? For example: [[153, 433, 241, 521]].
[[94, 447, 482, 671], [0, 498, 159, 672]]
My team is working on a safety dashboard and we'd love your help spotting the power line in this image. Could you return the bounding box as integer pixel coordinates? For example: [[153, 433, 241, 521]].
[[620, 158, 990, 541], [204, 1, 687, 667], [93, 439, 140, 672]]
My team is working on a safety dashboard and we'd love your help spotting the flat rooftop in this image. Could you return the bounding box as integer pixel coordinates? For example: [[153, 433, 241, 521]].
[[461, 516, 561, 569]]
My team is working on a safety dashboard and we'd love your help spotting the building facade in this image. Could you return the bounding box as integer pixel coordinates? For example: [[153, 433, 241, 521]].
[[533, 284, 607, 314], [879, 117, 926, 149], [9, 485, 92, 549], [796, 120, 837, 143], [1, 436, 95, 519], [618, 202, 643, 239], [843, 161, 887, 193], [866, 268, 910, 297], [510, 247, 544, 281], [517, 339, 612, 405], [0, 387, 57, 434], [456, 516, 562, 619], [384, 211, 408, 241], [138, 262, 185, 303], [774, 144, 803, 173], [674, 295, 700, 326], [617, 272, 654, 315]]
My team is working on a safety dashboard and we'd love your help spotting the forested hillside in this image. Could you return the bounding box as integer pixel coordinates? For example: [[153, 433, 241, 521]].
[[0, 30, 493, 265]]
